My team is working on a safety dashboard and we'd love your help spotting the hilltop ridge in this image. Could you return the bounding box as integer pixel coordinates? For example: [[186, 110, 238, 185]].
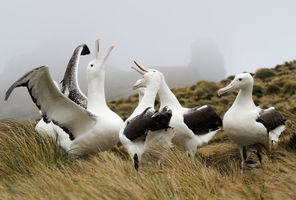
[[109, 60, 296, 120]]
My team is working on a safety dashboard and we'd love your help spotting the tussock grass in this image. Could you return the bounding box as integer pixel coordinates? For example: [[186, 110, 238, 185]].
[[0, 113, 295, 199], [0, 121, 69, 179], [1, 60, 296, 199]]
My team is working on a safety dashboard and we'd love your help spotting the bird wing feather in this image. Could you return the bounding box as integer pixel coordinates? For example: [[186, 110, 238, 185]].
[[5, 66, 96, 140]]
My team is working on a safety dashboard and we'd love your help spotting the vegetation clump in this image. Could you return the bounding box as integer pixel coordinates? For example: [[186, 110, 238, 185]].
[[194, 81, 219, 100], [266, 84, 281, 95], [253, 85, 263, 97], [284, 81, 296, 95], [254, 68, 275, 80]]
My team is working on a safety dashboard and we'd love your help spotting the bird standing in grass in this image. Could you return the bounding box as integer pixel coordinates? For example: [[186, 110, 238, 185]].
[[119, 64, 174, 170], [132, 61, 222, 158], [218, 73, 286, 173]]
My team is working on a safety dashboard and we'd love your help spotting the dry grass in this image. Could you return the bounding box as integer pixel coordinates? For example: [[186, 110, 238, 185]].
[[0, 112, 295, 199], [0, 61, 296, 199]]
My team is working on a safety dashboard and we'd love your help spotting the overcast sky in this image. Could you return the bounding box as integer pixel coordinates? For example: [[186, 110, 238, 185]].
[[2, 0, 296, 119], [1, 0, 296, 76]]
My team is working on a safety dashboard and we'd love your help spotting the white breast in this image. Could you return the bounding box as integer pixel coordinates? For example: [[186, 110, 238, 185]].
[[223, 107, 267, 147]]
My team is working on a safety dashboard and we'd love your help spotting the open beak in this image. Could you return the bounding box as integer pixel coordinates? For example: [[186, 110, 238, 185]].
[[218, 81, 235, 96], [131, 60, 150, 75], [132, 79, 145, 90], [131, 66, 145, 75], [103, 45, 114, 61], [133, 61, 149, 72], [94, 38, 100, 59], [93, 38, 114, 62]]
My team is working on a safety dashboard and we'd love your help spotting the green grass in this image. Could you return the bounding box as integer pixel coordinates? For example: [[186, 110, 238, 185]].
[[1, 60, 296, 199]]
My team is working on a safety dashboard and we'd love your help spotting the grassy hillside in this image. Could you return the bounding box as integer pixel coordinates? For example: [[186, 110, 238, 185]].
[[109, 60, 296, 120], [0, 61, 296, 199]]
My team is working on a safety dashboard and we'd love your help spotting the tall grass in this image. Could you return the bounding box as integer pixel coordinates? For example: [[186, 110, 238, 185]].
[[0, 121, 68, 179], [0, 112, 295, 199]]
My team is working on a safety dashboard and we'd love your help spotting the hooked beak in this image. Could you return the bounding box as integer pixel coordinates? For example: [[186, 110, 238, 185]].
[[218, 81, 235, 96], [132, 79, 145, 90]]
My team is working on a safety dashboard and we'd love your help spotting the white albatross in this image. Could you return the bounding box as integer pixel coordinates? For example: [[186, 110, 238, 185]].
[[119, 68, 174, 170], [134, 79, 145, 103], [218, 73, 286, 172], [132, 61, 222, 158], [35, 44, 90, 151], [5, 39, 123, 156]]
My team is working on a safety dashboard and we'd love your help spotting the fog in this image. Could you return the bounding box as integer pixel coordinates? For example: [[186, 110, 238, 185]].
[[1, 0, 296, 120], [0, 39, 226, 120]]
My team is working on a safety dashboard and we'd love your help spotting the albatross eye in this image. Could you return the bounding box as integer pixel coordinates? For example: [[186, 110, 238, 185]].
[[238, 78, 242, 81], [90, 64, 93, 67]]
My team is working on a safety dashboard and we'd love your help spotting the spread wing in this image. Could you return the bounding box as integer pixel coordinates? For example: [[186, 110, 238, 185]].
[[5, 66, 96, 140], [256, 106, 286, 132], [183, 105, 222, 135], [61, 44, 90, 109]]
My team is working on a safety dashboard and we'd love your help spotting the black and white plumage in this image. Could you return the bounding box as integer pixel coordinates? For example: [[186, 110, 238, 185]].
[[61, 44, 90, 109], [5, 66, 97, 140], [5, 39, 123, 156], [123, 107, 172, 141], [35, 44, 91, 150], [131, 61, 222, 158], [119, 72, 174, 170], [256, 106, 286, 135], [183, 105, 222, 135], [218, 73, 286, 173]]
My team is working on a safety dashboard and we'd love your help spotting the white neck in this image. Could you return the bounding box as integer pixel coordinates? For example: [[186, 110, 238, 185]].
[[131, 85, 158, 118], [158, 78, 183, 110], [87, 70, 109, 114], [232, 85, 256, 109], [138, 93, 143, 103]]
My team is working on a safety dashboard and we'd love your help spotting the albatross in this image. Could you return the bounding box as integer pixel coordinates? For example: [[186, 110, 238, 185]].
[[132, 61, 222, 158], [35, 44, 90, 151], [134, 79, 145, 103], [119, 68, 174, 170], [218, 73, 286, 173], [5, 39, 123, 156]]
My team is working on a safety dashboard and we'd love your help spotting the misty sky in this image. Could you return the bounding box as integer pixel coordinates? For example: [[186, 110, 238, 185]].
[[1, 0, 296, 120], [1, 0, 296, 76]]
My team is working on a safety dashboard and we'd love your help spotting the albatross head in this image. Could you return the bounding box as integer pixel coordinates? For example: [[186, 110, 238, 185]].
[[131, 61, 163, 91], [133, 79, 146, 102], [133, 79, 146, 95], [218, 73, 254, 96], [87, 38, 114, 77]]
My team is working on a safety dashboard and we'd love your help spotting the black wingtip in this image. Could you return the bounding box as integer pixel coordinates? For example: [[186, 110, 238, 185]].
[[4, 66, 47, 101], [81, 44, 91, 55], [133, 154, 139, 171], [4, 88, 12, 101]]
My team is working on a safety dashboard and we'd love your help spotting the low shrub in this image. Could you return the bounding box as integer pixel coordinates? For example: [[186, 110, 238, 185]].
[[266, 84, 281, 95], [284, 81, 296, 95], [254, 68, 275, 80], [253, 85, 263, 97]]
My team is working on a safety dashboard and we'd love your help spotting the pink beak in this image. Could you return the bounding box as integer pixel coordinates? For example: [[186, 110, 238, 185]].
[[217, 81, 235, 96]]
